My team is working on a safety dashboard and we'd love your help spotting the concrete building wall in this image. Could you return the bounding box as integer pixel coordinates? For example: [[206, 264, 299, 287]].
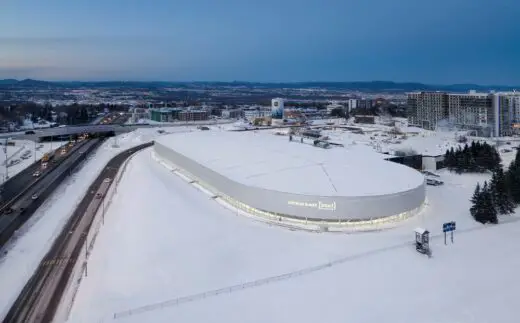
[[154, 142, 426, 221]]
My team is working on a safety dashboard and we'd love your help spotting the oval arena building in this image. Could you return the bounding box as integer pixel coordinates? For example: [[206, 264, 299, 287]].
[[153, 130, 426, 224]]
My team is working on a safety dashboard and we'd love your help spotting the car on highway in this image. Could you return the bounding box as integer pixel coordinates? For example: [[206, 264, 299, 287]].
[[32, 194, 38, 200], [33, 171, 41, 177], [41, 162, 48, 169], [60, 149, 67, 155], [95, 192, 103, 199], [103, 178, 112, 183]]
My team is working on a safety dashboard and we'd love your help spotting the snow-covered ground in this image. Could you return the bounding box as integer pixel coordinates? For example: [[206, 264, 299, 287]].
[[0, 127, 196, 319], [0, 140, 67, 183], [66, 148, 520, 323]]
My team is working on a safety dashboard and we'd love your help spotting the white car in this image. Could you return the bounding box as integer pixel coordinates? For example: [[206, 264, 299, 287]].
[[103, 178, 112, 183], [33, 171, 41, 177], [31, 194, 38, 200]]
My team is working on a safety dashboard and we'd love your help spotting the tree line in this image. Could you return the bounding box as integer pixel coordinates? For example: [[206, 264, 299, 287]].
[[444, 141, 501, 174], [0, 103, 126, 126], [470, 148, 520, 224]]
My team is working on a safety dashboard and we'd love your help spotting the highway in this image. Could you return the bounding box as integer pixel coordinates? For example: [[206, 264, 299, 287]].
[[0, 139, 103, 247], [0, 146, 61, 208], [12, 139, 101, 212], [0, 139, 90, 211], [2, 142, 153, 323]]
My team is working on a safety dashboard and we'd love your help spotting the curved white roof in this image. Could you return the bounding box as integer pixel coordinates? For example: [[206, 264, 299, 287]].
[[156, 130, 424, 197]]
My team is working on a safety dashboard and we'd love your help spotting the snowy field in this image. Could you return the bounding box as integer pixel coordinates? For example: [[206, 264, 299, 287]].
[[0, 127, 196, 320], [66, 148, 520, 323], [0, 140, 67, 183]]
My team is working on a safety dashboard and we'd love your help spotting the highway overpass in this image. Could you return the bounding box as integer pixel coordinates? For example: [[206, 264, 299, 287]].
[[0, 124, 159, 141]]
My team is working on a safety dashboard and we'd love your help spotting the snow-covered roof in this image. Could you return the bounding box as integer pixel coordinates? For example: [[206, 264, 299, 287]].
[[415, 227, 428, 234], [156, 130, 424, 197]]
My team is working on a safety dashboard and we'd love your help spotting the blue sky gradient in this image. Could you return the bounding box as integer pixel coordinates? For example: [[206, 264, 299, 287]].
[[1, 0, 519, 84]]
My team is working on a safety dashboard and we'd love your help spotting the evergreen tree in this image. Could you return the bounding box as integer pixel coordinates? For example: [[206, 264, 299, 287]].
[[491, 149, 502, 171], [515, 148, 520, 164], [506, 160, 520, 203], [482, 182, 498, 224], [490, 168, 515, 215], [470, 141, 477, 156], [444, 149, 452, 169], [471, 181, 498, 224], [470, 182, 481, 205]]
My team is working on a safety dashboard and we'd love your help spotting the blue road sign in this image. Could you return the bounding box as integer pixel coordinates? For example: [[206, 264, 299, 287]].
[[442, 221, 456, 233]]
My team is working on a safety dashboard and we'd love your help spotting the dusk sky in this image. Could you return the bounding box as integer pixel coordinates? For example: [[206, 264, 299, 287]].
[[1, 0, 519, 84]]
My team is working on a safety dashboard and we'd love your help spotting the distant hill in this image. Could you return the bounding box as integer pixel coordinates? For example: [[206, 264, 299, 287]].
[[0, 79, 518, 92]]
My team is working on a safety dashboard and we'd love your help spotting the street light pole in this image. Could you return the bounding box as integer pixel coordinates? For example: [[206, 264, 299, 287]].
[[102, 196, 105, 225], [85, 238, 88, 277], [4, 139, 8, 180]]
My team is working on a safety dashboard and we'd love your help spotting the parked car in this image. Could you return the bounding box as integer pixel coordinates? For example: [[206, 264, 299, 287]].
[[426, 178, 444, 186], [95, 192, 103, 199]]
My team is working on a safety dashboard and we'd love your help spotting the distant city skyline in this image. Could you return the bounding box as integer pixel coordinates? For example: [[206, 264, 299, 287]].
[[1, 0, 519, 84]]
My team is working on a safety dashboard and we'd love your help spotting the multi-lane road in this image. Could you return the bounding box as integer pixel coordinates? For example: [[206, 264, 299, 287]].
[[0, 139, 103, 247], [2, 142, 153, 323], [0, 140, 86, 209]]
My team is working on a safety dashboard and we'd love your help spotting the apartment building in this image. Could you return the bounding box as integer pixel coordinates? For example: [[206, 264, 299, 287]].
[[448, 91, 494, 137], [408, 90, 520, 137], [178, 110, 210, 122], [407, 92, 449, 130], [149, 107, 183, 122]]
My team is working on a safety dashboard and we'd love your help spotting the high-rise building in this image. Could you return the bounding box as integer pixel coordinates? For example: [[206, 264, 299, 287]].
[[407, 92, 449, 130], [271, 98, 285, 119], [408, 90, 520, 137], [448, 91, 494, 136], [347, 99, 357, 111], [496, 92, 520, 136]]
